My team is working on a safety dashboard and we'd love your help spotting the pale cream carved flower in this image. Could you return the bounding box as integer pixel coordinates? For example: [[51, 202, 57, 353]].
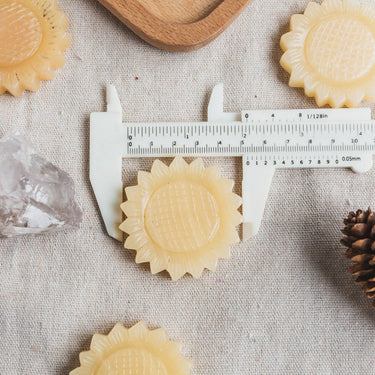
[[280, 0, 375, 107], [70, 322, 192, 375], [0, 0, 70, 96], [120, 157, 242, 280]]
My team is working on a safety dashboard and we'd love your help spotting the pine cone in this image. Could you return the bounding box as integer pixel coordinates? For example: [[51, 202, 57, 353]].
[[341, 208, 375, 307]]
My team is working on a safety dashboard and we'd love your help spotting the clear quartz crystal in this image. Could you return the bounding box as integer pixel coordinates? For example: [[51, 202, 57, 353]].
[[0, 133, 82, 237]]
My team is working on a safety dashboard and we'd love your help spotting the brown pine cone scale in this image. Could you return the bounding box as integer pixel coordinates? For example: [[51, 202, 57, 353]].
[[341, 208, 375, 307]]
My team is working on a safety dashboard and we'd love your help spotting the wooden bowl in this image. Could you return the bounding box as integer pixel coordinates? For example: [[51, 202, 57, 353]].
[[96, 0, 252, 51]]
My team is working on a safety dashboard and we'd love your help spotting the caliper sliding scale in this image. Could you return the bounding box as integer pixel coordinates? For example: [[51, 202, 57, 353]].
[[90, 84, 375, 242]]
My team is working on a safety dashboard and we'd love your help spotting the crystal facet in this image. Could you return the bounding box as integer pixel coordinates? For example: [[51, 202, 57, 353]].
[[0, 133, 82, 237]]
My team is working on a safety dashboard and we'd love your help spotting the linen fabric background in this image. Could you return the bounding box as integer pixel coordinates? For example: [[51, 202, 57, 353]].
[[1, 0, 375, 374]]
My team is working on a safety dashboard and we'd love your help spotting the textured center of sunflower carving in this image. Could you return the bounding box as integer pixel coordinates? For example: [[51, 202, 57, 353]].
[[305, 16, 375, 83], [97, 348, 167, 375], [145, 180, 220, 252], [0, 3, 42, 67]]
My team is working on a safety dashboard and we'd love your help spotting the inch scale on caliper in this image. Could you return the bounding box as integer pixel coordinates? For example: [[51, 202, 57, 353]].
[[90, 84, 375, 242]]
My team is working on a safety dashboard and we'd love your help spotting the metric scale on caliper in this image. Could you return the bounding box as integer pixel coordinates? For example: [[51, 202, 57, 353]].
[[90, 84, 375, 242]]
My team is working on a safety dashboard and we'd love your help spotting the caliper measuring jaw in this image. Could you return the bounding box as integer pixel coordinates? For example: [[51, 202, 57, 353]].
[[90, 85, 126, 241], [207, 84, 275, 241], [90, 84, 374, 242]]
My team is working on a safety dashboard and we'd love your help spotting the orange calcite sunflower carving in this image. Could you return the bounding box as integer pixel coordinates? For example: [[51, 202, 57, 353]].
[[0, 0, 70, 96], [70, 322, 192, 375], [280, 0, 375, 107], [120, 157, 242, 280]]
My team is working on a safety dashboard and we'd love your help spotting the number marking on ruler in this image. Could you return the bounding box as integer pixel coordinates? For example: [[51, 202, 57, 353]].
[[125, 121, 375, 170]]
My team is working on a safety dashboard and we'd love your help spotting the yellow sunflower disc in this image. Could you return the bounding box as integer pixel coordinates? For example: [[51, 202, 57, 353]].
[[120, 157, 242, 281], [280, 0, 375, 107], [70, 322, 192, 375], [0, 0, 70, 96]]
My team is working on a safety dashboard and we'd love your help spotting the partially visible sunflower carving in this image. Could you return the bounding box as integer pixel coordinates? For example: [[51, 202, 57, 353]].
[[0, 0, 70, 96], [70, 322, 192, 375], [280, 0, 375, 107]]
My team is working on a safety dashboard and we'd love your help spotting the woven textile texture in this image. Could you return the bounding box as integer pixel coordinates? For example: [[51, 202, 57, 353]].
[[1, 0, 375, 374]]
